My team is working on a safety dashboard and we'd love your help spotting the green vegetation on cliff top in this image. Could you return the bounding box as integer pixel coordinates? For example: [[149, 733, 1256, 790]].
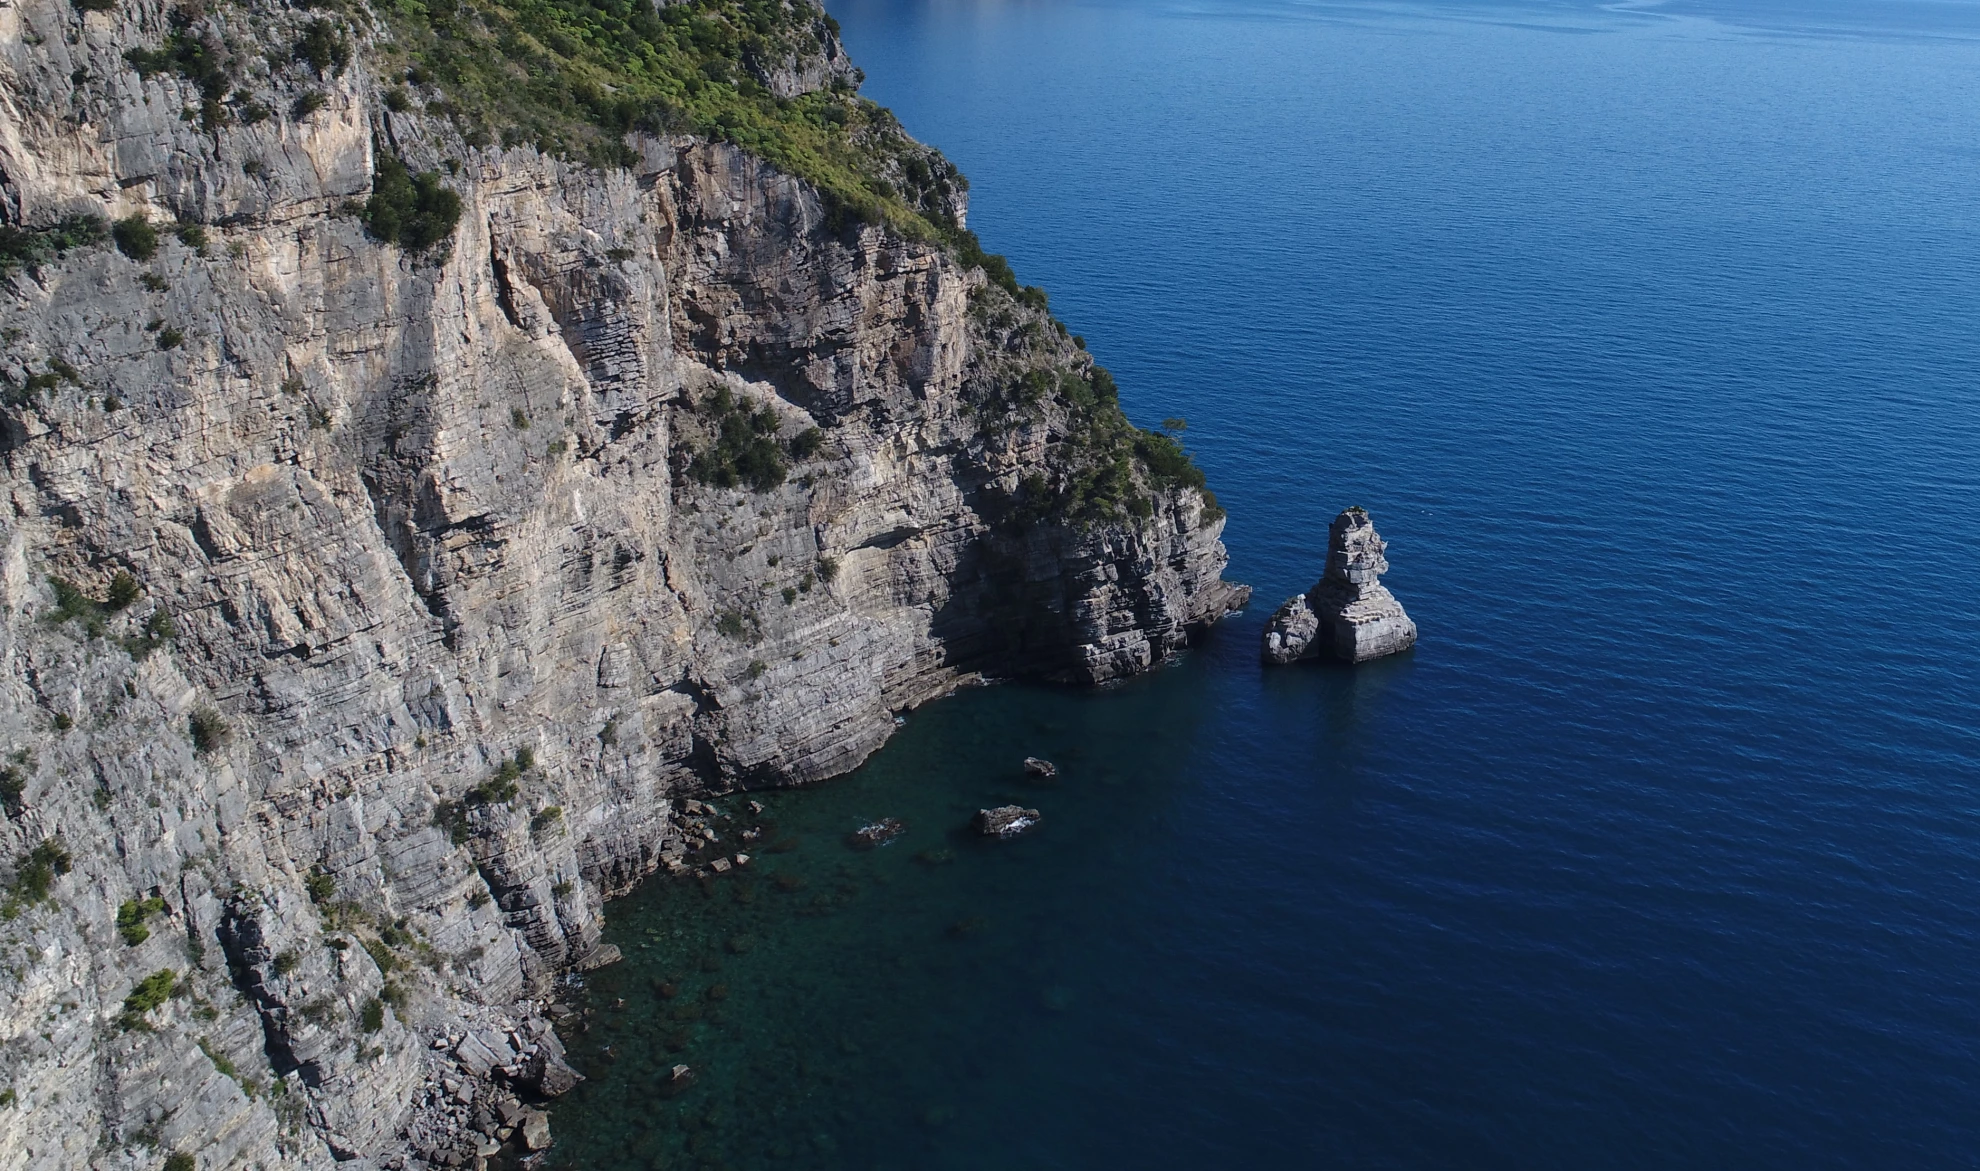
[[375, 0, 962, 239]]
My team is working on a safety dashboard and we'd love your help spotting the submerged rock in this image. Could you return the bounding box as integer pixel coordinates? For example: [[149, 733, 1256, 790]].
[[974, 806, 1042, 838], [849, 818, 907, 849], [1262, 508, 1418, 665], [1023, 757, 1059, 778], [662, 1064, 697, 1098]]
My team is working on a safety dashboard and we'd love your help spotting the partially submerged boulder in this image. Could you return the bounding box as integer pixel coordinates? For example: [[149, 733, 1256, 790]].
[[849, 818, 906, 849], [515, 1047, 583, 1098], [1022, 757, 1058, 779], [974, 806, 1042, 838], [660, 1064, 696, 1098], [1262, 508, 1417, 665]]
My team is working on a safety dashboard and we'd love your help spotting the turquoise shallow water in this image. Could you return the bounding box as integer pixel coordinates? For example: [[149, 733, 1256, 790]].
[[549, 1, 1980, 1167]]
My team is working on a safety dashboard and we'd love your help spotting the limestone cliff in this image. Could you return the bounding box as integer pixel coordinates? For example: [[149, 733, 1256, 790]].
[[0, 0, 1243, 1166]]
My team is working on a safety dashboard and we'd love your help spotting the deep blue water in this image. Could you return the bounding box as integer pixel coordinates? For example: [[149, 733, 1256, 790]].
[[549, 1, 1980, 1167]]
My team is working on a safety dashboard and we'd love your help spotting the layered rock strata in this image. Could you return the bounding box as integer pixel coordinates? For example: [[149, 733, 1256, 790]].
[[0, 2, 1244, 1167], [1261, 508, 1416, 665]]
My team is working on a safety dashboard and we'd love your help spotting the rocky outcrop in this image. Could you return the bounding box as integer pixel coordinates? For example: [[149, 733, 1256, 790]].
[[973, 805, 1041, 838], [1262, 508, 1416, 665], [0, 0, 1243, 1167], [743, 11, 861, 99], [848, 819, 906, 850]]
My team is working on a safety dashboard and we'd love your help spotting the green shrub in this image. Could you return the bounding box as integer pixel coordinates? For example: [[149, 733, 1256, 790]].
[[362, 937, 397, 975], [189, 707, 228, 754], [43, 577, 99, 628], [467, 752, 526, 804], [1132, 431, 1205, 491], [305, 868, 335, 903], [156, 326, 184, 350], [294, 19, 351, 76], [434, 799, 471, 845], [120, 968, 177, 1026], [174, 223, 207, 252], [684, 387, 786, 491], [197, 1036, 250, 1095], [2, 357, 79, 409], [714, 609, 758, 643], [12, 838, 71, 902], [271, 949, 300, 975], [0, 215, 108, 276], [124, 609, 176, 660], [106, 571, 141, 611], [117, 896, 167, 945], [949, 227, 1019, 295], [0, 766, 24, 818], [291, 91, 328, 119], [72, 0, 116, 11], [163, 1152, 195, 1171], [124, 23, 231, 129], [112, 216, 158, 261], [530, 805, 562, 834], [364, 152, 462, 255], [787, 426, 824, 460], [359, 997, 384, 1033]]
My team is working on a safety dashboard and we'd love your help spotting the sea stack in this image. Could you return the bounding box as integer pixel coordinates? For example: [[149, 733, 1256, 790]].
[[1262, 508, 1418, 664]]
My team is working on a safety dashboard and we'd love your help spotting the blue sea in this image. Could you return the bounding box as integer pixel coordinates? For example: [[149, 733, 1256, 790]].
[[548, 1, 1980, 1167]]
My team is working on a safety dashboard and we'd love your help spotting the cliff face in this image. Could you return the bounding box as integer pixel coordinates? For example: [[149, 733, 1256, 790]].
[[0, 1, 1243, 1167]]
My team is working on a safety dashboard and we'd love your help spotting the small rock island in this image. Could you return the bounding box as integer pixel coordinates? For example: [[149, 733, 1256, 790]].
[[1262, 508, 1418, 664]]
